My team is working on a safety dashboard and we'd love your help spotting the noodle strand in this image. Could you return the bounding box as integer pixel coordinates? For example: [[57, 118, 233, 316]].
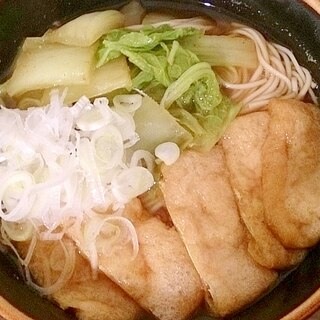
[[216, 24, 318, 113]]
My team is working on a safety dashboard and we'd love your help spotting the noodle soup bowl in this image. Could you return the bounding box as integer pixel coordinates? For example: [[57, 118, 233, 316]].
[[0, 0, 319, 319]]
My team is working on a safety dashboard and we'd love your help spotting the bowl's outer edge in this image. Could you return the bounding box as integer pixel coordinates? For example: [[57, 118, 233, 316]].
[[283, 1, 320, 319], [304, 0, 320, 14], [0, 1, 319, 320], [0, 297, 32, 320], [283, 288, 320, 320]]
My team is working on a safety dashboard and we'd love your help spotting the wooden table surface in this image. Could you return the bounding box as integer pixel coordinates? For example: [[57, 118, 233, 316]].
[[310, 310, 320, 320], [0, 309, 319, 320]]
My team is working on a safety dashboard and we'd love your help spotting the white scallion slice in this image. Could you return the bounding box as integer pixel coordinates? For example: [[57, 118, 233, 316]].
[[113, 94, 142, 113], [111, 167, 154, 203], [1, 220, 34, 242], [155, 142, 180, 165], [130, 150, 155, 172], [0, 90, 161, 277], [91, 125, 124, 169], [76, 108, 106, 131], [0, 171, 35, 221]]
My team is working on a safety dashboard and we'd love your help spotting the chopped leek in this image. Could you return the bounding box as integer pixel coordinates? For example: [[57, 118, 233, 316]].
[[1, 221, 34, 242], [155, 142, 180, 166], [0, 91, 155, 229]]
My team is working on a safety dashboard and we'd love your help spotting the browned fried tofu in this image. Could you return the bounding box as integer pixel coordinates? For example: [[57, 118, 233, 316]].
[[161, 146, 277, 316], [262, 99, 320, 248], [68, 199, 204, 320], [16, 238, 144, 320], [222, 111, 306, 269]]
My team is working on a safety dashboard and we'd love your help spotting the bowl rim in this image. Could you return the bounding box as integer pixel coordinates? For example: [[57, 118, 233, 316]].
[[284, 2, 320, 318], [0, 297, 32, 320], [284, 289, 320, 320], [0, 1, 319, 320], [304, 0, 320, 14]]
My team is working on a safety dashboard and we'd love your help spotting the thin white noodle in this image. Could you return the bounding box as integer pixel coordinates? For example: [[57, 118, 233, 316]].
[[249, 65, 265, 82], [299, 68, 313, 98], [216, 23, 318, 112], [218, 78, 267, 90], [274, 44, 307, 81], [291, 77, 298, 94], [233, 28, 269, 62], [243, 100, 269, 114], [216, 66, 239, 83], [257, 81, 282, 101], [256, 43, 292, 88], [279, 50, 293, 78], [231, 66, 265, 101], [309, 88, 318, 104], [242, 75, 276, 105], [270, 56, 285, 76]]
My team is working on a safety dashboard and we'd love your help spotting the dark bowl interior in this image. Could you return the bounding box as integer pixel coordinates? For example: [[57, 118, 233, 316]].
[[0, 1, 319, 319]]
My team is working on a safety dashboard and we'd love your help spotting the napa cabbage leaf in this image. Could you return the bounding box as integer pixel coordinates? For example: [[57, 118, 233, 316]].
[[97, 25, 240, 150]]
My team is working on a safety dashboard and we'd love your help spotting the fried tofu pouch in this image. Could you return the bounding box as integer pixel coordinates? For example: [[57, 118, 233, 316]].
[[222, 111, 306, 269], [262, 99, 320, 248], [67, 199, 204, 320], [161, 146, 277, 316], [16, 238, 145, 320]]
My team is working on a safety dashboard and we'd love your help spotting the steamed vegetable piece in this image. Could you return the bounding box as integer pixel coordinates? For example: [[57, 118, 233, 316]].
[[97, 25, 241, 150], [21, 37, 46, 51], [181, 35, 258, 68], [130, 40, 199, 92], [6, 44, 94, 97], [42, 57, 132, 104], [120, 0, 146, 27], [44, 10, 125, 47], [0, 84, 6, 101], [1, 9, 130, 102], [142, 12, 177, 25], [132, 95, 192, 152], [140, 15, 217, 34]]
